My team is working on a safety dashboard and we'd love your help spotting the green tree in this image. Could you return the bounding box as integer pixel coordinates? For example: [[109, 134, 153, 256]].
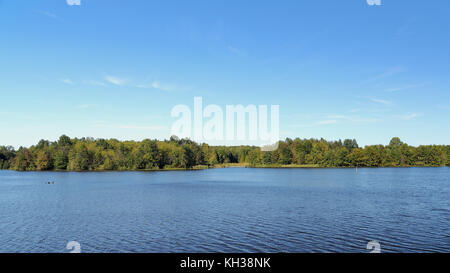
[[135, 139, 158, 169], [13, 148, 34, 171], [279, 143, 293, 164], [343, 139, 358, 150], [0, 146, 15, 169], [389, 137, 403, 148], [181, 145, 196, 168], [248, 149, 260, 166], [36, 150, 53, 170], [58, 135, 72, 147], [3, 136, 449, 171], [54, 150, 69, 170], [68, 143, 91, 171]]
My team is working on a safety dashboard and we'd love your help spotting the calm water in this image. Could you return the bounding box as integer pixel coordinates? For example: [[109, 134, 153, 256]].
[[0, 168, 448, 253]]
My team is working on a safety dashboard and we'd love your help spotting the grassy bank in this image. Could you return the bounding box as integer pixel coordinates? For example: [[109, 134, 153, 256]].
[[251, 163, 320, 168]]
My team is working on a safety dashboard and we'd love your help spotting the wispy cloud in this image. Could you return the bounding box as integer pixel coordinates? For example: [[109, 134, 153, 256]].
[[60, 78, 73, 85], [105, 75, 128, 86], [84, 80, 107, 86], [137, 81, 177, 91], [385, 83, 426, 92], [316, 120, 337, 125], [288, 111, 380, 128], [78, 104, 96, 109], [93, 122, 168, 131], [37, 10, 63, 22], [370, 98, 392, 105], [151, 81, 176, 91], [327, 115, 379, 123], [102, 75, 187, 91], [396, 112, 423, 120], [367, 66, 405, 83]]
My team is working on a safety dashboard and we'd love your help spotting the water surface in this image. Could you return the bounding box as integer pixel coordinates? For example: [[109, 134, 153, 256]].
[[0, 168, 448, 253]]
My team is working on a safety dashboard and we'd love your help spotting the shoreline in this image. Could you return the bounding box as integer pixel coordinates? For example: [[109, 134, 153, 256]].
[[1, 164, 448, 173]]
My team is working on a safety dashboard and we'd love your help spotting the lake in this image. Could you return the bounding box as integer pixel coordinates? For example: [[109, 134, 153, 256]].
[[0, 167, 448, 253]]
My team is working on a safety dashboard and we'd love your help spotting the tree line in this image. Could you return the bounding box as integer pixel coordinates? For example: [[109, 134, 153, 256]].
[[0, 135, 448, 171]]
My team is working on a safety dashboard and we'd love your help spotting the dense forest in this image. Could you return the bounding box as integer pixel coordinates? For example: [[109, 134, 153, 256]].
[[0, 135, 448, 171]]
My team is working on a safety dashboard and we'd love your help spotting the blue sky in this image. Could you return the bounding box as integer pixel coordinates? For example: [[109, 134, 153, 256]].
[[0, 0, 449, 148]]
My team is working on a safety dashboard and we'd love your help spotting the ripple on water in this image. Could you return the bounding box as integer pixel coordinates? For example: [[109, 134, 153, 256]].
[[0, 168, 449, 253]]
